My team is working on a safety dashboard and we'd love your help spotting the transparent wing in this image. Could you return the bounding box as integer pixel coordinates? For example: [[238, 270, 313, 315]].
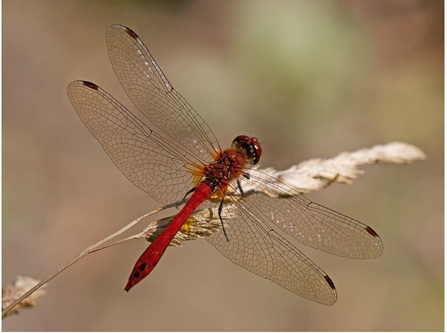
[[237, 169, 383, 259], [204, 200, 338, 306], [67, 80, 199, 204], [106, 25, 220, 165]]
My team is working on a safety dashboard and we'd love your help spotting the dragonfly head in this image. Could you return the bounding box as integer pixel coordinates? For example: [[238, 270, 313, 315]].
[[232, 135, 263, 165]]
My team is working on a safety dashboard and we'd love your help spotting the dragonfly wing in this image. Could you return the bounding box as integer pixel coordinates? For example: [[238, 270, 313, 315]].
[[238, 169, 383, 259], [106, 25, 220, 165], [203, 200, 337, 305], [67, 80, 197, 204]]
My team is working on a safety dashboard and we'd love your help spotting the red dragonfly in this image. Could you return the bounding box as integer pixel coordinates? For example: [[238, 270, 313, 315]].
[[67, 25, 383, 305]]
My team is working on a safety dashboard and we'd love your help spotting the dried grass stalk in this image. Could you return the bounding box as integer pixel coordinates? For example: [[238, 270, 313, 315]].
[[144, 142, 427, 245], [261, 142, 426, 193], [2, 141, 426, 317]]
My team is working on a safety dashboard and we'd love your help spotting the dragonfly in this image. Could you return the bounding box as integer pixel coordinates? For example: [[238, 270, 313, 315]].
[[67, 25, 383, 305]]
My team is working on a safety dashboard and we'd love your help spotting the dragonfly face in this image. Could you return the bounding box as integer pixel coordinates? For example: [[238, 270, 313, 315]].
[[231, 135, 263, 165]]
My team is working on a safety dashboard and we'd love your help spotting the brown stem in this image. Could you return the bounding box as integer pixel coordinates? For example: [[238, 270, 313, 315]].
[[2, 207, 165, 317]]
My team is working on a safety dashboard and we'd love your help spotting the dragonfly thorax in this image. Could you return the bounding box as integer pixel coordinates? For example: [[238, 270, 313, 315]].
[[202, 149, 247, 188], [203, 136, 262, 189]]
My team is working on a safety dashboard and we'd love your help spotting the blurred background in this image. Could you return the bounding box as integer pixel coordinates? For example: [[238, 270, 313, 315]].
[[3, 0, 443, 331]]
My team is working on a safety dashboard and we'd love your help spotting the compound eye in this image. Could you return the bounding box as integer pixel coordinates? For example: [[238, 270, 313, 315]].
[[251, 137, 262, 161], [232, 135, 250, 148], [232, 135, 262, 165]]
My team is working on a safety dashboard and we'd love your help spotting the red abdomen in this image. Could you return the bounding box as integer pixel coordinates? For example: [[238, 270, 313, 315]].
[[125, 182, 213, 291]]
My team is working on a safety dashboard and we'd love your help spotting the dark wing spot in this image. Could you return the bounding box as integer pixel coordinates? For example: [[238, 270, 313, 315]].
[[125, 27, 139, 41], [82, 81, 99, 90], [138, 263, 147, 271], [365, 226, 379, 237], [324, 275, 336, 290], [132, 271, 140, 279]]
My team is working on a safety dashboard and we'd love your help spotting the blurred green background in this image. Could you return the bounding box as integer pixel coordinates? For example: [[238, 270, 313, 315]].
[[3, 0, 443, 331]]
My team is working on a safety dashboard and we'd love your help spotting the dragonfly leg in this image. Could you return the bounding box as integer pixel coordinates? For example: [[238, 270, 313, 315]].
[[237, 179, 245, 195], [237, 174, 251, 196], [176, 187, 197, 208], [218, 191, 230, 242]]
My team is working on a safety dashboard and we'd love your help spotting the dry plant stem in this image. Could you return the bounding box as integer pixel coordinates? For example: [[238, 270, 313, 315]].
[[89, 231, 148, 254], [2, 143, 425, 317], [1, 208, 163, 318]]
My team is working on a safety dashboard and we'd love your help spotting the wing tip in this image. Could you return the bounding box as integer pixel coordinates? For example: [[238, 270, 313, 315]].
[[124, 27, 139, 41], [365, 226, 379, 238], [67, 80, 99, 92], [106, 24, 139, 41], [365, 225, 384, 258], [322, 275, 337, 306], [82, 81, 99, 90], [107, 24, 126, 32], [324, 274, 336, 290]]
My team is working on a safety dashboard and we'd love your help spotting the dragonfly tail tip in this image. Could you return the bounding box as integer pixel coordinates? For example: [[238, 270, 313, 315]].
[[124, 282, 133, 292]]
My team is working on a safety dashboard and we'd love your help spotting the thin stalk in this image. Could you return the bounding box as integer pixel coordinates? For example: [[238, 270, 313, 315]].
[[1, 205, 169, 318]]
